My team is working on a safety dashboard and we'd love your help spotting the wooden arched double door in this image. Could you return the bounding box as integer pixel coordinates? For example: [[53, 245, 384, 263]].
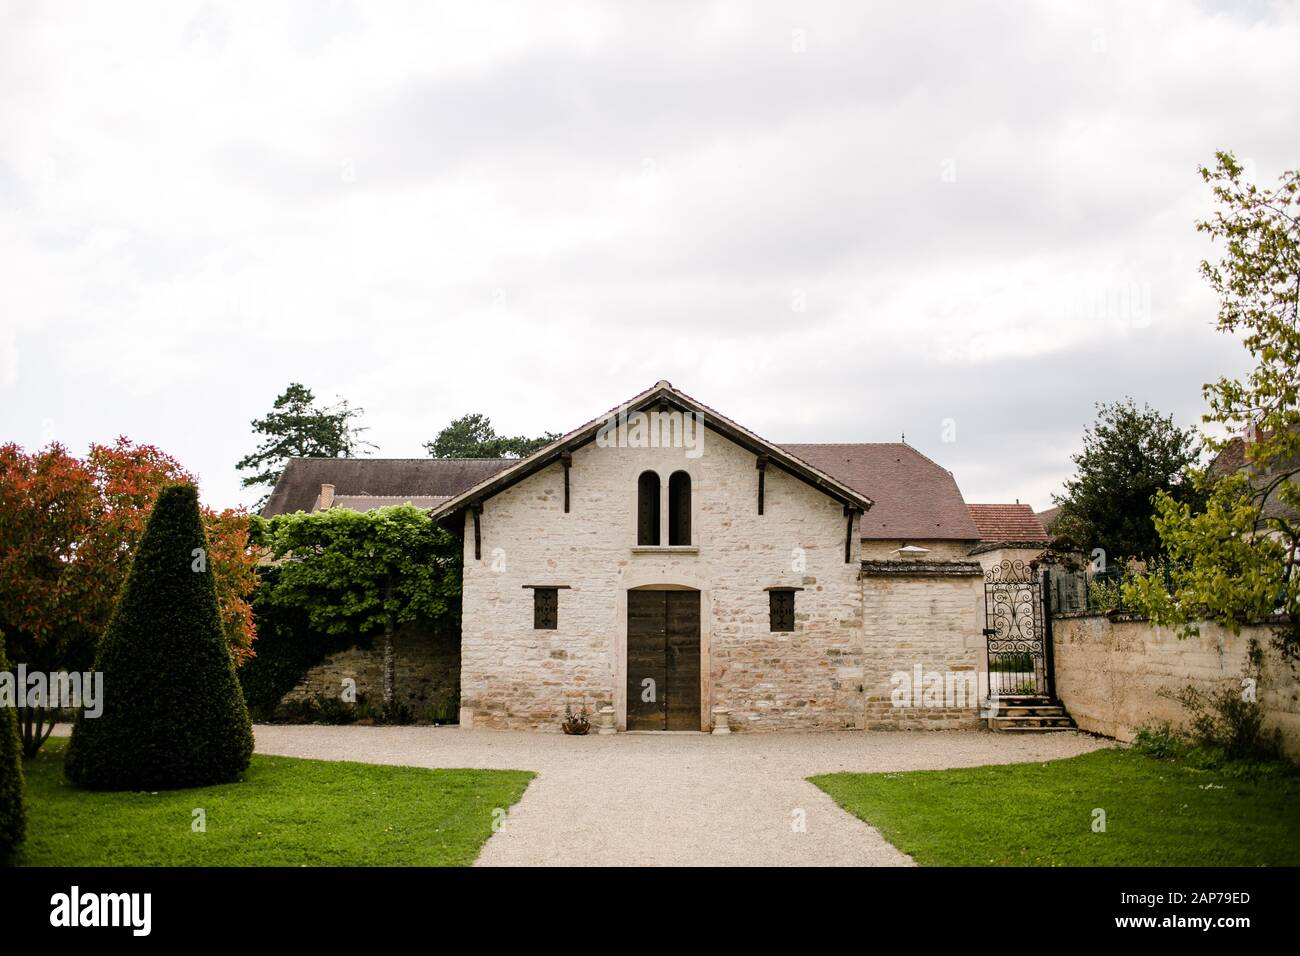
[[626, 589, 701, 731]]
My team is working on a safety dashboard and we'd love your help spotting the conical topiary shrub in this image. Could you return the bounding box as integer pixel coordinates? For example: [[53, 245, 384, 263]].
[[65, 484, 253, 790], [0, 633, 26, 862]]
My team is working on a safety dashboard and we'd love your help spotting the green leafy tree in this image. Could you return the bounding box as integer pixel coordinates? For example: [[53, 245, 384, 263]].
[[1128, 153, 1300, 653], [238, 383, 375, 505], [425, 412, 558, 459], [255, 506, 461, 716], [1053, 399, 1202, 562], [65, 485, 254, 790], [0, 633, 26, 862]]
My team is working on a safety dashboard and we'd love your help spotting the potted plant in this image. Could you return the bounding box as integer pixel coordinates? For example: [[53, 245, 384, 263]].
[[562, 702, 591, 735]]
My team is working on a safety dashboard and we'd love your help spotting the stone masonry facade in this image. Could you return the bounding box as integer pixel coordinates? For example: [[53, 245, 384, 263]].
[[283, 626, 460, 720], [458, 423, 984, 732]]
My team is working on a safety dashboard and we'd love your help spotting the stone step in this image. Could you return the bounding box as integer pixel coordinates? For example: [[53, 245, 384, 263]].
[[989, 723, 1078, 732], [988, 717, 1076, 731], [995, 706, 1069, 717]]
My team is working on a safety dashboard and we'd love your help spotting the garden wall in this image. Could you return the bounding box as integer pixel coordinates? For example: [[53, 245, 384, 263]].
[[281, 626, 460, 721], [1052, 613, 1300, 758]]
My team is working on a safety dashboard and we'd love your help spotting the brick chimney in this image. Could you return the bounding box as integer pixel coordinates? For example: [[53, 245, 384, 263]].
[[316, 483, 335, 511]]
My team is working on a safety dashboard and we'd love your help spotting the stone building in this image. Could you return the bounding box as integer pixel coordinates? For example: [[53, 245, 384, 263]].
[[263, 381, 1049, 732]]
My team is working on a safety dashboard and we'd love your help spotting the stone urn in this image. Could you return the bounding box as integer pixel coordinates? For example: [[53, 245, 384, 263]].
[[711, 706, 732, 735], [597, 704, 617, 735]]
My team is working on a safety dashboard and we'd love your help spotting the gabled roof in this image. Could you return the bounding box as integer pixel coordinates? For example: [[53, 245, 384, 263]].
[[261, 458, 513, 517], [967, 503, 1050, 543], [427, 381, 874, 520], [781, 443, 980, 540]]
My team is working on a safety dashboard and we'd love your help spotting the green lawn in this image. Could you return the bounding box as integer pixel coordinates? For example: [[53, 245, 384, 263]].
[[17, 737, 534, 866], [811, 748, 1300, 866]]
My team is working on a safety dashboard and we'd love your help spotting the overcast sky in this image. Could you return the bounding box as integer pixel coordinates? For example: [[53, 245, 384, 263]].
[[2, 0, 1295, 513]]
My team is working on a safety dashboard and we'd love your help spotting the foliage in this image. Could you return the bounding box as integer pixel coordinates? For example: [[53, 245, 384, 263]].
[[0, 439, 258, 756], [561, 702, 591, 735], [0, 633, 26, 863], [1131, 721, 1186, 760], [1169, 682, 1282, 764], [425, 412, 558, 459], [236, 383, 374, 505], [236, 566, 360, 720], [812, 748, 1300, 866], [1128, 153, 1300, 653], [18, 737, 534, 867], [65, 485, 254, 790], [1052, 398, 1202, 562], [255, 505, 461, 717]]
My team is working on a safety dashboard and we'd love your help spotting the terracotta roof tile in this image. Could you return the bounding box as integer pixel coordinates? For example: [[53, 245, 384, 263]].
[[262, 458, 514, 517], [780, 443, 981, 540], [967, 503, 1050, 543]]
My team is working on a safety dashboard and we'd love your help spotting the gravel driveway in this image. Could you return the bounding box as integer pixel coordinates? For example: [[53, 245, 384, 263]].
[[253, 725, 1109, 866]]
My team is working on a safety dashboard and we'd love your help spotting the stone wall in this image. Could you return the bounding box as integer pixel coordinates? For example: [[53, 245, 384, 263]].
[[1053, 613, 1300, 758], [283, 626, 460, 720], [459, 424, 865, 732], [860, 571, 985, 729]]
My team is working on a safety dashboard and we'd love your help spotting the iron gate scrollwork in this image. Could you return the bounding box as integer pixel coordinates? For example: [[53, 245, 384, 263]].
[[983, 559, 1053, 698]]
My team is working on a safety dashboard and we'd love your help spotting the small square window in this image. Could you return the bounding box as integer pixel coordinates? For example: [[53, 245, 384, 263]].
[[534, 587, 558, 630], [769, 590, 795, 632]]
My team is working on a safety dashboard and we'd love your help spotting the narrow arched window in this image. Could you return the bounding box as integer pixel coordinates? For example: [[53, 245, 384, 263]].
[[669, 471, 691, 546], [637, 471, 660, 546]]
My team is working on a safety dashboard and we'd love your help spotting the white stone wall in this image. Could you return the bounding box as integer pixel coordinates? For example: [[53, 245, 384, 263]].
[[860, 574, 985, 729], [1054, 614, 1300, 758], [458, 426, 865, 732]]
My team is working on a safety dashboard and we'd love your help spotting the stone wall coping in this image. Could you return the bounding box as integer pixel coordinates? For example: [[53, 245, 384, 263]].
[[859, 559, 983, 578]]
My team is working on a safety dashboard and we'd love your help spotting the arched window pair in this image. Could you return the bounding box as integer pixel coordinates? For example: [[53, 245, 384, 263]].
[[637, 470, 691, 546]]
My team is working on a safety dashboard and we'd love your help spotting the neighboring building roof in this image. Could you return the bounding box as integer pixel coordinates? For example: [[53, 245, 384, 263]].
[[1036, 505, 1061, 533], [427, 381, 874, 521], [329, 495, 452, 512], [967, 503, 1050, 544], [262, 458, 513, 517], [782, 443, 980, 540], [1208, 432, 1300, 525]]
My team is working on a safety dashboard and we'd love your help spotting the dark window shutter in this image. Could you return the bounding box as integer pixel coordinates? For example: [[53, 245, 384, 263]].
[[769, 590, 795, 632], [668, 471, 691, 546], [637, 471, 660, 546], [534, 588, 558, 630]]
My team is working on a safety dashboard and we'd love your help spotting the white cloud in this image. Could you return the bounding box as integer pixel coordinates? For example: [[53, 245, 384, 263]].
[[0, 0, 1293, 511]]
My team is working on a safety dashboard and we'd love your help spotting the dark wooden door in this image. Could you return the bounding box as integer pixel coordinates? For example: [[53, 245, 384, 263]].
[[626, 590, 701, 731]]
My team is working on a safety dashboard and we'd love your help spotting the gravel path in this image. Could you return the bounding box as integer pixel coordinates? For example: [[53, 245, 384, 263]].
[[253, 725, 1109, 866]]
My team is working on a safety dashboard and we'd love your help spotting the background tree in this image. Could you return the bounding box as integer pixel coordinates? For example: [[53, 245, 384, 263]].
[[0, 634, 26, 863], [1129, 153, 1300, 652], [0, 439, 258, 756], [425, 412, 558, 459], [65, 485, 254, 790], [1053, 398, 1202, 563], [237, 383, 374, 506], [255, 505, 461, 717]]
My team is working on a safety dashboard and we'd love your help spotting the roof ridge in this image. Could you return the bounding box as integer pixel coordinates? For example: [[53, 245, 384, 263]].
[[286, 456, 515, 463]]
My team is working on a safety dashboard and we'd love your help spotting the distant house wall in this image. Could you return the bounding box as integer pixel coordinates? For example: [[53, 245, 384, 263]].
[[1053, 613, 1300, 758], [971, 545, 1047, 573], [860, 539, 977, 561]]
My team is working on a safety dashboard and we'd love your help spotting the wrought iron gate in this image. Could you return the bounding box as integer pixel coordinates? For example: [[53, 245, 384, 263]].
[[983, 559, 1054, 698]]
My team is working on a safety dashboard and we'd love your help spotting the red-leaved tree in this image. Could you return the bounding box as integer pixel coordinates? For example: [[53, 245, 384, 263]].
[[0, 439, 258, 755]]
